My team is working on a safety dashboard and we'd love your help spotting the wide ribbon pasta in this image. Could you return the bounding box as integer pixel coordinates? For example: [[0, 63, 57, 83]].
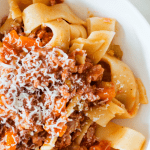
[[95, 122, 145, 150], [112, 97, 140, 119], [69, 43, 86, 64], [8, 0, 32, 19], [69, 43, 84, 53], [0, 1, 148, 150], [66, 95, 81, 117], [85, 100, 125, 127], [102, 54, 137, 112], [0, 42, 2, 47], [0, 0, 32, 34], [40, 136, 57, 150], [23, 3, 86, 33], [42, 21, 87, 51], [70, 25, 87, 40], [43, 20, 70, 51], [87, 17, 116, 35], [136, 78, 148, 104], [71, 31, 115, 64], [8, 0, 54, 21], [33, 0, 50, 5], [75, 119, 93, 145]]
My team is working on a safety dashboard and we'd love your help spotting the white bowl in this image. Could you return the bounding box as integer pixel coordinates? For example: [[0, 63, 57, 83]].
[[0, 0, 150, 149]]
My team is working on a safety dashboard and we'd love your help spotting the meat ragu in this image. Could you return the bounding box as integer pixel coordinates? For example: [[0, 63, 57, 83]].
[[0, 29, 114, 149], [0, 0, 147, 150], [28, 27, 53, 47]]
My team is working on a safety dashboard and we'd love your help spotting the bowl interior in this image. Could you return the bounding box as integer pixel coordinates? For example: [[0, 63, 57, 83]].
[[65, 0, 150, 149], [1, 0, 150, 149]]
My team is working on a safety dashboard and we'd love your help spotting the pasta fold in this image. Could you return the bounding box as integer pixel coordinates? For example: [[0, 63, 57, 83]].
[[23, 3, 86, 33], [85, 100, 124, 127], [136, 78, 148, 104], [0, 0, 32, 34], [33, 0, 50, 5], [112, 97, 140, 119], [71, 31, 115, 64], [87, 17, 116, 35], [0, 18, 20, 34], [95, 122, 145, 150], [0, 42, 2, 47], [69, 43, 84, 53], [0, 1, 148, 150], [66, 95, 81, 117], [43, 20, 70, 51], [75, 119, 93, 145], [40, 136, 57, 150], [70, 25, 87, 40], [8, 0, 32, 19], [69, 43, 86, 65], [102, 54, 137, 112]]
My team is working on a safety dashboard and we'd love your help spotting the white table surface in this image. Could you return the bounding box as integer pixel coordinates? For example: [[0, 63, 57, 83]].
[[129, 0, 150, 24]]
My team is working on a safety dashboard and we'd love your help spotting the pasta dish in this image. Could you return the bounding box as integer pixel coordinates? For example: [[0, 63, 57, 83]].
[[0, 0, 148, 150]]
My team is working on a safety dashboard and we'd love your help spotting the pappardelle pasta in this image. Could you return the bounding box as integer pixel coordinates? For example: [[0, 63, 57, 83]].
[[0, 0, 148, 150]]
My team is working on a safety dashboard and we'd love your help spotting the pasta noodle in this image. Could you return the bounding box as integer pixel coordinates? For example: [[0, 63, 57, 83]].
[[0, 1, 148, 150], [136, 78, 148, 104], [102, 54, 138, 111], [43, 21, 87, 51], [70, 25, 87, 40], [66, 95, 81, 117], [0, 41, 2, 47], [85, 100, 125, 127], [0, 18, 20, 34], [69, 43, 84, 53], [87, 17, 116, 35], [33, 0, 50, 5], [0, 0, 31, 34], [43, 20, 70, 51], [8, 0, 22, 19], [71, 31, 115, 64], [40, 137, 58, 150], [112, 98, 139, 119], [75, 119, 93, 145], [23, 3, 86, 33], [95, 121, 145, 150], [69, 43, 86, 64], [8, 0, 32, 19]]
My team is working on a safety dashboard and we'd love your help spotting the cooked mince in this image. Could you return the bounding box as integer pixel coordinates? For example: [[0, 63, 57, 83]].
[[0, 0, 147, 149], [0, 2, 115, 150], [0, 28, 114, 149]]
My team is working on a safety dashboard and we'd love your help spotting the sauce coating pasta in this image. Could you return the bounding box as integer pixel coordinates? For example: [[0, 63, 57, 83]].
[[0, 0, 148, 150]]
